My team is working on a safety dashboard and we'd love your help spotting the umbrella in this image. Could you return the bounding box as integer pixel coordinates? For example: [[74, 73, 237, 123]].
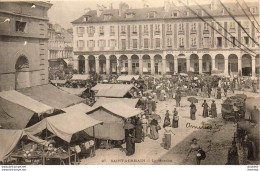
[[151, 114, 161, 120], [236, 94, 247, 100], [194, 77, 198, 80], [187, 97, 198, 103], [124, 123, 135, 130], [179, 73, 188, 77]]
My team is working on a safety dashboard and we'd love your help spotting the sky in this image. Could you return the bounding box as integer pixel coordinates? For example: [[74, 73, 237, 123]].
[[47, 0, 258, 29]]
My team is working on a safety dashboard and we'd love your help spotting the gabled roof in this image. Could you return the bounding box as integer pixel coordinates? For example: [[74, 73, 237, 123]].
[[71, 74, 90, 80], [93, 97, 139, 108], [87, 101, 142, 119], [91, 83, 135, 91]]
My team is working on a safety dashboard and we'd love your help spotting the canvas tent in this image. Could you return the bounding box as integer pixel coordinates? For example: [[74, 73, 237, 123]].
[[0, 90, 54, 129], [85, 101, 142, 140], [25, 112, 102, 142], [50, 80, 67, 85], [18, 84, 84, 109], [117, 75, 139, 82], [59, 87, 87, 96], [93, 98, 140, 108], [62, 103, 93, 114]]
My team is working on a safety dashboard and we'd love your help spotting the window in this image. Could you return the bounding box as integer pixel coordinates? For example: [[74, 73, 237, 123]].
[[203, 23, 209, 30], [172, 11, 179, 17], [77, 27, 85, 34], [16, 21, 27, 32], [183, 11, 189, 16], [88, 40, 95, 48], [110, 26, 115, 36], [203, 37, 210, 48], [217, 22, 222, 31], [87, 26, 95, 36], [155, 38, 160, 48], [217, 37, 222, 48], [133, 39, 137, 49], [244, 37, 249, 45], [178, 23, 184, 34], [166, 24, 172, 34], [84, 16, 90, 22], [250, 7, 257, 14], [191, 37, 196, 47], [155, 24, 160, 34], [132, 25, 138, 34], [126, 12, 135, 18], [122, 39, 126, 50], [109, 39, 116, 48], [121, 26, 126, 34], [98, 39, 106, 48], [230, 22, 235, 29], [144, 25, 149, 34], [144, 38, 149, 49], [147, 11, 156, 18], [191, 23, 196, 33], [167, 38, 172, 47], [179, 38, 184, 48], [243, 21, 249, 29], [99, 26, 104, 36], [77, 40, 85, 48]]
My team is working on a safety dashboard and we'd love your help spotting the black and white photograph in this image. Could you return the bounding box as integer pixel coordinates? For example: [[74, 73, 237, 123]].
[[0, 0, 259, 167]]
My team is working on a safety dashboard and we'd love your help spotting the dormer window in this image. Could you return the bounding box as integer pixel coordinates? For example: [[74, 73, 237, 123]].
[[250, 7, 257, 14], [84, 16, 91, 22], [104, 14, 112, 21], [183, 11, 189, 16], [147, 11, 156, 19], [172, 11, 179, 17]]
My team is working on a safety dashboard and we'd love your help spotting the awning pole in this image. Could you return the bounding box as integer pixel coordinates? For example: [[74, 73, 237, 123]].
[[93, 126, 96, 156], [68, 143, 71, 165]]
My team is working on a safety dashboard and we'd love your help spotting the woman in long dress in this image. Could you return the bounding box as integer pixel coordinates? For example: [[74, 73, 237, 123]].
[[163, 110, 171, 128], [186, 138, 202, 165], [141, 115, 148, 138], [217, 88, 222, 99], [135, 118, 143, 143], [211, 100, 217, 118], [150, 119, 159, 140], [190, 102, 197, 120], [172, 108, 179, 128], [126, 130, 135, 156], [163, 127, 175, 150], [202, 100, 209, 118]]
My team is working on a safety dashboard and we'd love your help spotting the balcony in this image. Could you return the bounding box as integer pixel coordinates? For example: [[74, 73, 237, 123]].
[[179, 45, 184, 49], [99, 32, 104, 36], [178, 30, 184, 35], [154, 31, 160, 35], [121, 31, 126, 36], [166, 31, 172, 35], [190, 30, 197, 34], [132, 31, 138, 36], [203, 30, 209, 34]]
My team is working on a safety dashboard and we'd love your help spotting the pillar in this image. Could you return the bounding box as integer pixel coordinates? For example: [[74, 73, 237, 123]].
[[224, 56, 229, 75], [85, 58, 89, 74], [117, 58, 121, 75], [139, 57, 143, 75], [186, 56, 190, 72], [128, 57, 132, 75], [252, 57, 256, 77], [74, 58, 79, 71], [174, 57, 178, 73], [199, 55, 203, 74], [106, 58, 110, 75], [238, 56, 242, 75], [212, 56, 215, 71], [95, 56, 100, 74], [151, 56, 155, 75], [162, 58, 166, 74]]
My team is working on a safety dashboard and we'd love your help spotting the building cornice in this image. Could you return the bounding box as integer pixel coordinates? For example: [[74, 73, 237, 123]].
[[0, 10, 49, 21]]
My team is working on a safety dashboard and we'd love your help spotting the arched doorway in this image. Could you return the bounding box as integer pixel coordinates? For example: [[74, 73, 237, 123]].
[[256, 55, 260, 76], [154, 54, 162, 75], [89, 55, 96, 74], [131, 55, 139, 74], [177, 54, 186, 73], [109, 55, 117, 74], [215, 54, 225, 72], [242, 54, 252, 76], [99, 55, 106, 74], [166, 54, 174, 74], [202, 54, 212, 74], [119, 55, 128, 74], [15, 56, 30, 89], [78, 55, 85, 74], [142, 55, 151, 74], [190, 54, 199, 73], [228, 54, 238, 75]]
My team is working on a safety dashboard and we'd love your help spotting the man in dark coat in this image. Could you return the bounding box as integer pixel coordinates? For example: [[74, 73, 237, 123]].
[[175, 88, 182, 107], [202, 100, 209, 118]]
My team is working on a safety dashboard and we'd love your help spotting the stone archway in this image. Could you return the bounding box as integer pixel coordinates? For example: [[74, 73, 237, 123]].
[[256, 55, 260, 76], [190, 54, 199, 73], [166, 54, 174, 74], [142, 55, 151, 75], [99, 55, 106, 74], [119, 55, 128, 74], [215, 54, 225, 72], [109, 55, 117, 74], [88, 55, 96, 74], [228, 54, 238, 75], [154, 54, 162, 75], [202, 54, 212, 74], [78, 55, 85, 74], [131, 55, 139, 75], [15, 56, 30, 89], [242, 54, 252, 76]]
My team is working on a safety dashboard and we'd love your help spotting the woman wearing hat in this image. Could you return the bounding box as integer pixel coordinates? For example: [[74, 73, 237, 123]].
[[211, 100, 217, 118], [187, 138, 204, 165], [172, 108, 179, 128], [163, 110, 171, 128], [190, 102, 197, 120]]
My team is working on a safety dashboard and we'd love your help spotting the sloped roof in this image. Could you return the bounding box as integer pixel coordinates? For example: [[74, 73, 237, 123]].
[[87, 101, 142, 119], [71, 74, 90, 80], [59, 87, 86, 96], [62, 103, 93, 114], [18, 84, 84, 109], [117, 75, 135, 82], [91, 83, 135, 91], [93, 97, 139, 108], [72, 2, 258, 24], [95, 89, 132, 98]]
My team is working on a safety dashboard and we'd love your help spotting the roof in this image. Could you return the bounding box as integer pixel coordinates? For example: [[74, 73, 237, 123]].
[[59, 87, 87, 96], [62, 103, 93, 114], [93, 97, 139, 108], [0, 90, 54, 115], [91, 83, 135, 91], [71, 74, 90, 80], [117, 75, 137, 82], [18, 84, 84, 109], [25, 112, 103, 142], [50, 80, 67, 84], [72, 2, 259, 24], [95, 89, 131, 98], [87, 101, 142, 119]]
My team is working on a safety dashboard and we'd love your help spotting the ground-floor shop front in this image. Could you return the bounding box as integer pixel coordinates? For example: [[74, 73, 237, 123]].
[[73, 50, 260, 77]]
